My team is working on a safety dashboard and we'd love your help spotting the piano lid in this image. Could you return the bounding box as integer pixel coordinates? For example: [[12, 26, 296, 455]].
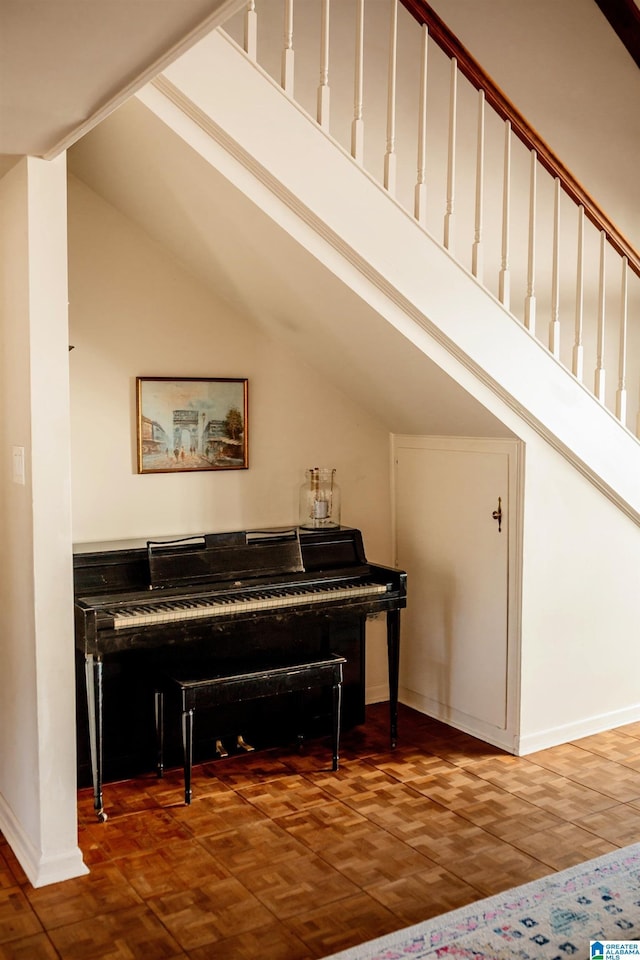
[[73, 525, 371, 596]]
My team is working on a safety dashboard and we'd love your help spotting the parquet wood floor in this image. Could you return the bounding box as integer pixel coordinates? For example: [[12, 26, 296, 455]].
[[2, 703, 640, 959]]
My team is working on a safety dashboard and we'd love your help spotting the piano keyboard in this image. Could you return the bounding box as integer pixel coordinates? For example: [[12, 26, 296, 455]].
[[110, 581, 389, 629]]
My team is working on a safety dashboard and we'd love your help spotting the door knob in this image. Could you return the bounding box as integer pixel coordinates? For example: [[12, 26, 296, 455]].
[[492, 497, 503, 532]]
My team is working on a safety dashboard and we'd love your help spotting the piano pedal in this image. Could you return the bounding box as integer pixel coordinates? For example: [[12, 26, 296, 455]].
[[236, 735, 255, 753], [215, 739, 229, 759]]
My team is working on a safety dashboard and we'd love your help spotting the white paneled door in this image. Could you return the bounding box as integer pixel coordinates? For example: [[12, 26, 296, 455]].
[[392, 436, 521, 750]]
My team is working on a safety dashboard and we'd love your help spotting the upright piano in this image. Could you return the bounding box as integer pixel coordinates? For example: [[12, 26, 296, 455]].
[[74, 525, 407, 819]]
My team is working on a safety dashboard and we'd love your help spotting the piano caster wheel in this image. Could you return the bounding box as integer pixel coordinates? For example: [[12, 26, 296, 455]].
[[236, 735, 254, 753], [215, 739, 229, 759], [97, 810, 108, 823]]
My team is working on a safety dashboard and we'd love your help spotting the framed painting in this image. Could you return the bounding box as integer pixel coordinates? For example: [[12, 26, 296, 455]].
[[136, 377, 248, 474]]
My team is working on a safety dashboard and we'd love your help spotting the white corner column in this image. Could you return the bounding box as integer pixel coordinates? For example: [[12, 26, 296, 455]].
[[0, 156, 87, 886]]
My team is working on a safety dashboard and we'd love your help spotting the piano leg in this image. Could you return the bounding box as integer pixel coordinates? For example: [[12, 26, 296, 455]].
[[182, 706, 194, 805], [386, 609, 400, 749], [84, 654, 107, 822], [332, 670, 343, 771], [155, 690, 164, 779]]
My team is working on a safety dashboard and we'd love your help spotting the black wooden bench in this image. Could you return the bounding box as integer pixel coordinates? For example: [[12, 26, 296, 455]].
[[154, 654, 346, 804]]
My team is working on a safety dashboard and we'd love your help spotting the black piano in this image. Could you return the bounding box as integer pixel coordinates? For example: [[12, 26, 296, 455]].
[[74, 525, 407, 819]]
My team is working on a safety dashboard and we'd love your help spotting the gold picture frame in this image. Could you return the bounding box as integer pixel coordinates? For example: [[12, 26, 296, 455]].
[[136, 377, 248, 474]]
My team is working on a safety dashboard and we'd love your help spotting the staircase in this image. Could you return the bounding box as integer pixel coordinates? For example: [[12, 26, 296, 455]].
[[134, 1, 640, 526]]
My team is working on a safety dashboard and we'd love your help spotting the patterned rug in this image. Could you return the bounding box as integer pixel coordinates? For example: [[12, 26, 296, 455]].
[[324, 844, 640, 960]]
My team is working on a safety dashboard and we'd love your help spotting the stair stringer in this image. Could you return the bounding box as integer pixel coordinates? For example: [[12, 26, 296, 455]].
[[137, 27, 640, 527]]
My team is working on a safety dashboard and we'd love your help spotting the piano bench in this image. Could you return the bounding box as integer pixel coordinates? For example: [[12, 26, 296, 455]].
[[154, 654, 346, 805]]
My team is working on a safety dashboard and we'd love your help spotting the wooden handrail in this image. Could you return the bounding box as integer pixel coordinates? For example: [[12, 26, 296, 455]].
[[399, 0, 640, 279]]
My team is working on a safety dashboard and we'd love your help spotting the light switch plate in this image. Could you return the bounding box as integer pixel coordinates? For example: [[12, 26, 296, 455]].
[[12, 446, 25, 485]]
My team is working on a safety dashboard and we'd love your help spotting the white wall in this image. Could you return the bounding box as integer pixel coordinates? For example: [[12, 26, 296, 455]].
[[0, 158, 86, 886], [517, 438, 640, 753], [68, 175, 392, 693]]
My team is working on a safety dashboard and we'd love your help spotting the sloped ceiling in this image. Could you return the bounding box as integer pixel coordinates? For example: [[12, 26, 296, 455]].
[[0, 0, 245, 171], [68, 98, 514, 439]]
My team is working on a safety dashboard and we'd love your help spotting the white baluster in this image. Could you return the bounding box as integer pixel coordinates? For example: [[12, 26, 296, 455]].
[[572, 206, 584, 380], [524, 150, 536, 333], [244, 0, 257, 61], [498, 120, 511, 309], [317, 0, 330, 128], [549, 178, 561, 357], [351, 0, 365, 163], [281, 0, 294, 96], [384, 0, 398, 195], [615, 257, 628, 422], [414, 24, 428, 225], [443, 57, 457, 252], [471, 90, 484, 281], [594, 231, 607, 402]]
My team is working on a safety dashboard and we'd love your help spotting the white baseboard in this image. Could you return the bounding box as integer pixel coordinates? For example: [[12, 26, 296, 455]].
[[391, 688, 640, 757], [398, 687, 517, 753], [0, 793, 88, 888], [514, 703, 640, 755], [367, 686, 516, 752], [365, 682, 389, 704]]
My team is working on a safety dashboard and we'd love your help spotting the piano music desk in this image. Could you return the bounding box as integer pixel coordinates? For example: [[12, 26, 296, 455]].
[[155, 654, 347, 804]]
